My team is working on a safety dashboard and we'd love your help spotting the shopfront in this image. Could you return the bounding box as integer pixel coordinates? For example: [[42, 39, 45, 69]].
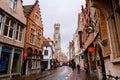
[[0, 44, 23, 79]]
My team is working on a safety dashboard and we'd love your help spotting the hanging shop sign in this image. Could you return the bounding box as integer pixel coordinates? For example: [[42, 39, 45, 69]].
[[86, 25, 94, 34]]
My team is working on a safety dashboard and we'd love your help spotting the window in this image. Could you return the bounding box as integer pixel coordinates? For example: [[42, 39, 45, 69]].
[[55, 34, 59, 38], [55, 27, 59, 30], [44, 50, 48, 55], [4, 17, 10, 36], [0, 13, 4, 35], [9, 0, 17, 11], [37, 32, 41, 46], [9, 20, 15, 38], [15, 24, 24, 41], [15, 25, 19, 40], [35, 13, 39, 24], [3, 17, 15, 38], [30, 28, 35, 44], [19, 26, 23, 41]]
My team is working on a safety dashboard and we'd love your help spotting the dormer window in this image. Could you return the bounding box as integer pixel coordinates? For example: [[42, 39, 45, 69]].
[[9, 0, 17, 11]]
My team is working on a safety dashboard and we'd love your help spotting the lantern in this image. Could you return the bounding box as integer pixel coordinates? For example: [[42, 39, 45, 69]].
[[23, 52, 28, 60], [88, 47, 94, 53]]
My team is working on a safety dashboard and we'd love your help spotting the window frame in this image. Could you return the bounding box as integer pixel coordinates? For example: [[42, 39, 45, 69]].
[[44, 50, 48, 56], [0, 13, 4, 35], [30, 28, 35, 44], [3, 17, 15, 39], [15, 24, 24, 42], [9, 0, 17, 11], [35, 13, 39, 24], [37, 32, 41, 46]]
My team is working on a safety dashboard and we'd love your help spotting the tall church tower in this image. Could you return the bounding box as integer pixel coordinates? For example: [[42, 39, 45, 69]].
[[54, 24, 61, 61]]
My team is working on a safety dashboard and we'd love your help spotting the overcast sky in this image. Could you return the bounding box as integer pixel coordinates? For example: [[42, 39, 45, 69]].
[[23, 0, 85, 54]]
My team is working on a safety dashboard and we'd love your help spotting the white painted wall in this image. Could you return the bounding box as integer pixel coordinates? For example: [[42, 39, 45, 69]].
[[105, 58, 120, 77]]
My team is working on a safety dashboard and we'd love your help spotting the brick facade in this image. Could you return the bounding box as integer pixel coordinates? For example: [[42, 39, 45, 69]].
[[23, 0, 43, 75]]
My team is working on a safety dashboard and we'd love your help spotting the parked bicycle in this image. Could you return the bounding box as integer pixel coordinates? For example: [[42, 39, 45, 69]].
[[106, 75, 120, 80]]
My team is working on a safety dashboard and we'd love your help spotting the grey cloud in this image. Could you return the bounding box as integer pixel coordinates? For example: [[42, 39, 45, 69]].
[[23, 0, 85, 53]]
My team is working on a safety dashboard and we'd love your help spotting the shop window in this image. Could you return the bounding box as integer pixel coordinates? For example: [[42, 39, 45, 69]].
[[28, 60, 32, 69], [12, 54, 20, 73], [0, 46, 12, 75], [9, 0, 17, 11], [12, 49, 22, 73]]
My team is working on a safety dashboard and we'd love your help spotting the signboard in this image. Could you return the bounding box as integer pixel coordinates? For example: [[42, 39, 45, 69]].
[[86, 25, 94, 34], [0, 56, 6, 71]]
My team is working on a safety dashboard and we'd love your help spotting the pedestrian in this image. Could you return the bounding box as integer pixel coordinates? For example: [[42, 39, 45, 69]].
[[71, 59, 76, 71], [77, 64, 80, 73], [84, 63, 89, 74]]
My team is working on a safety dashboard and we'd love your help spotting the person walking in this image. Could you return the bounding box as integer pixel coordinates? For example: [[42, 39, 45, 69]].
[[84, 63, 89, 74], [71, 59, 76, 71], [77, 64, 80, 74]]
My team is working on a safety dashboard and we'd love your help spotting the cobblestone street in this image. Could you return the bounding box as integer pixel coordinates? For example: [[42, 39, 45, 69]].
[[12, 66, 98, 80]]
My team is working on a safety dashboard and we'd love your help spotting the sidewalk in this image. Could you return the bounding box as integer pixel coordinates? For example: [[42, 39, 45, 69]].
[[68, 69, 98, 80], [76, 70, 98, 80], [11, 69, 57, 80]]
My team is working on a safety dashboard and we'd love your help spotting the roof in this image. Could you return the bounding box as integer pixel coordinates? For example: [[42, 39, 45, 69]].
[[23, 0, 39, 17], [23, 5, 33, 17], [43, 37, 53, 46]]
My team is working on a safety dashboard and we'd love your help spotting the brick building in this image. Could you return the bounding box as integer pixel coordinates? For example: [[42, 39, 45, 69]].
[[23, 0, 43, 75], [76, 0, 120, 79], [59, 53, 67, 63], [91, 0, 120, 79]]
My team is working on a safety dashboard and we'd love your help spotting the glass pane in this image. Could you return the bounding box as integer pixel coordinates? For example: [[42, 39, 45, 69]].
[[9, 28, 13, 38], [5, 17, 10, 25], [16, 31, 18, 40], [10, 0, 17, 10], [10, 20, 15, 28], [0, 14, 3, 22], [12, 54, 20, 73], [17, 25, 19, 30], [0, 46, 12, 74], [4, 26, 8, 36], [20, 27, 23, 32], [19, 32, 22, 41]]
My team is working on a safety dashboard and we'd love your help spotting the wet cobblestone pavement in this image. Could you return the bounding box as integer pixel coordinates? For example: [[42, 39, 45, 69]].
[[11, 66, 98, 80]]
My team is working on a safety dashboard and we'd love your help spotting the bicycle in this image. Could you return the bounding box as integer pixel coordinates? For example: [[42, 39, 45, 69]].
[[106, 75, 120, 80]]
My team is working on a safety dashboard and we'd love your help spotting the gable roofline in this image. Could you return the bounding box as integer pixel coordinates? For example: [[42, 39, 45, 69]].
[[23, 0, 39, 17]]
